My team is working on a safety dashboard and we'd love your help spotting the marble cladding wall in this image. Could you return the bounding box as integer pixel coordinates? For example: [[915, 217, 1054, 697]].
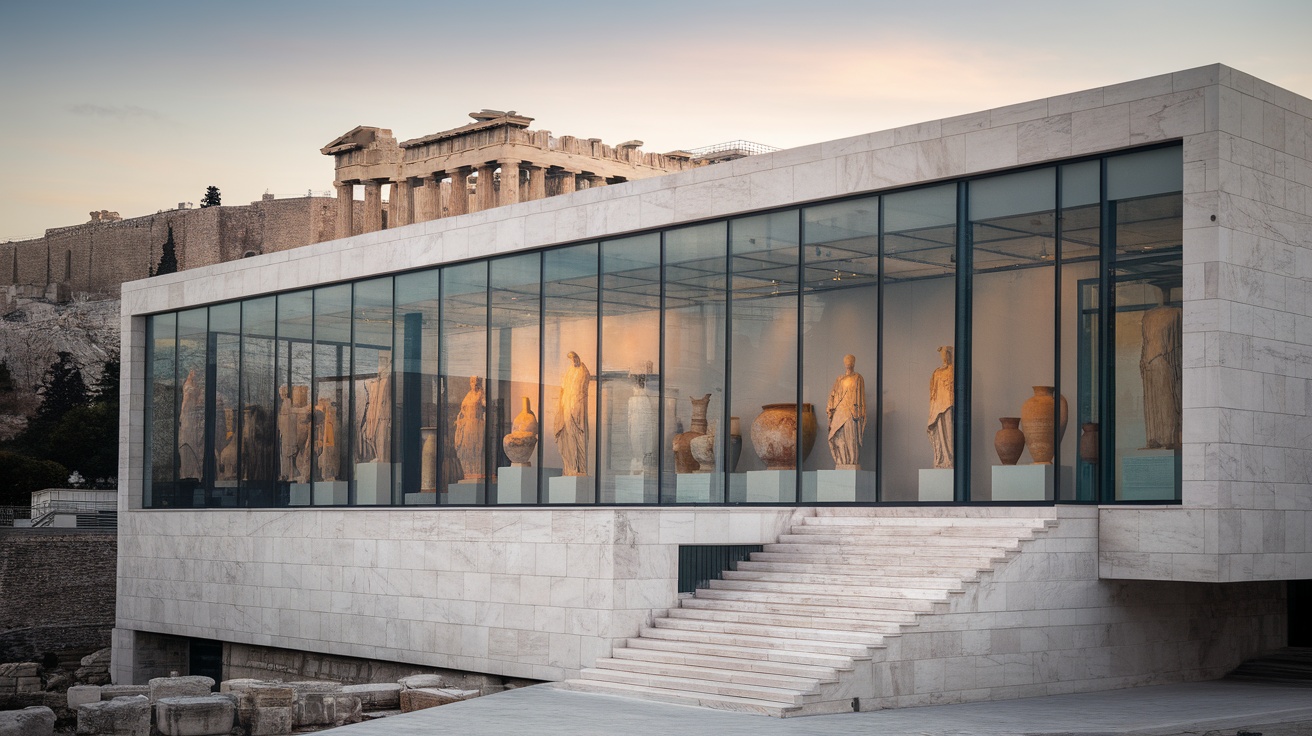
[[861, 507, 1286, 710], [113, 507, 803, 684]]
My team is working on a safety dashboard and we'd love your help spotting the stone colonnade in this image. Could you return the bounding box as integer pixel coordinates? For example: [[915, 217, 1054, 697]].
[[333, 163, 608, 239]]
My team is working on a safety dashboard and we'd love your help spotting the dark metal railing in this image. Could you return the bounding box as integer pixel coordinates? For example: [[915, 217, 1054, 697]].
[[678, 544, 763, 594]]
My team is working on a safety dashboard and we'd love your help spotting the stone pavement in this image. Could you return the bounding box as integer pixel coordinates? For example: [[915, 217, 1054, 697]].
[[320, 679, 1312, 735]]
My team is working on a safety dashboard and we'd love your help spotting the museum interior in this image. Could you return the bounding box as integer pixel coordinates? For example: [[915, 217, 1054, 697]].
[[142, 144, 1184, 510]]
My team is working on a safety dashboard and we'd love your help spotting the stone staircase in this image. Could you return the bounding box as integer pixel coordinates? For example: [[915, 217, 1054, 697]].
[[560, 510, 1058, 716]]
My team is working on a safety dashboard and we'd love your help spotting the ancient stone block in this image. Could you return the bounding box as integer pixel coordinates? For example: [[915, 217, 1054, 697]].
[[14, 676, 42, 693], [292, 692, 335, 727], [0, 705, 55, 736], [397, 674, 445, 689], [77, 695, 151, 736], [333, 695, 362, 726], [217, 678, 263, 694], [243, 685, 294, 709], [0, 664, 39, 678], [81, 648, 112, 668], [148, 676, 214, 703], [155, 695, 235, 736], [66, 684, 102, 709], [245, 706, 293, 736], [99, 685, 149, 700], [341, 682, 401, 710], [399, 687, 477, 712]]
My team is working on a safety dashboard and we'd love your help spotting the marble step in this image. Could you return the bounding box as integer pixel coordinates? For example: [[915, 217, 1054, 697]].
[[679, 596, 924, 626], [692, 589, 927, 619], [624, 635, 859, 669], [579, 666, 819, 705], [734, 559, 987, 579], [799, 515, 1055, 527], [666, 605, 906, 635], [592, 657, 825, 692], [706, 578, 950, 605], [778, 531, 1036, 545], [786, 524, 1044, 537], [638, 625, 878, 658], [652, 615, 888, 646], [750, 550, 1010, 568], [763, 542, 1019, 556], [609, 646, 841, 682], [722, 569, 967, 589], [555, 680, 810, 717]]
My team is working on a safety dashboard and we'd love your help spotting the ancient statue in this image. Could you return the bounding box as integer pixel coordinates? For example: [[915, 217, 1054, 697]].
[[277, 385, 296, 481], [826, 354, 867, 469], [454, 375, 487, 480], [177, 369, 204, 480], [358, 351, 393, 463], [314, 396, 339, 481], [927, 345, 954, 469], [554, 351, 591, 476], [1140, 285, 1182, 450]]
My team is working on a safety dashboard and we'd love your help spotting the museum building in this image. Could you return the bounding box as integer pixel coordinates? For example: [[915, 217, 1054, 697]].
[[113, 65, 1310, 715]]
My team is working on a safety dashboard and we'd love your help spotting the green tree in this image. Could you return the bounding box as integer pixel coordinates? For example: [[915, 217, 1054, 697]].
[[0, 451, 67, 505], [32, 351, 87, 426], [155, 225, 178, 276], [201, 185, 221, 208]]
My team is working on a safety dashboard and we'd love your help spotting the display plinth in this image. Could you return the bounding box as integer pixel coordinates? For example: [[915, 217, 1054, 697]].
[[675, 474, 714, 503], [747, 470, 797, 503], [213, 481, 239, 507], [447, 479, 487, 505], [354, 462, 394, 505], [288, 483, 312, 506], [918, 469, 954, 501], [806, 469, 877, 502], [548, 475, 593, 504], [610, 475, 656, 504], [497, 466, 556, 504], [1120, 452, 1179, 500], [403, 491, 437, 505], [991, 465, 1056, 501], [313, 481, 349, 506]]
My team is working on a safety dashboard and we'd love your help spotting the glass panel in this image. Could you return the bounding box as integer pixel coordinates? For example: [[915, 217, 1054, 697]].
[[802, 197, 879, 501], [882, 184, 956, 501], [663, 223, 728, 503], [175, 308, 208, 509], [440, 263, 488, 504], [239, 297, 277, 507], [145, 313, 177, 508], [599, 235, 662, 504], [312, 285, 352, 504], [970, 168, 1058, 501], [275, 292, 314, 505], [352, 277, 394, 505], [1062, 161, 1102, 501], [543, 244, 598, 503], [209, 302, 241, 507], [489, 255, 541, 504], [394, 269, 441, 504], [730, 211, 799, 503], [1107, 146, 1184, 202]]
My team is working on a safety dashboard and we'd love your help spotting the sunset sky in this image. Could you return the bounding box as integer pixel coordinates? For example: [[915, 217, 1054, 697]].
[[1, 0, 1309, 239]]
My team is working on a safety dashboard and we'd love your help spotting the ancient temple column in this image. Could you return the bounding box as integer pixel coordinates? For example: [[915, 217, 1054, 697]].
[[363, 180, 384, 232], [334, 182, 354, 239], [525, 165, 547, 201], [474, 164, 497, 212], [392, 179, 414, 227], [557, 170, 577, 195], [583, 174, 606, 190], [498, 160, 521, 206], [420, 175, 440, 221], [446, 168, 471, 217]]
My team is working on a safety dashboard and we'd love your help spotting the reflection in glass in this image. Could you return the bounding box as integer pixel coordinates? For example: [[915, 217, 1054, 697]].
[[176, 308, 207, 495], [1062, 160, 1102, 501], [352, 277, 394, 505], [240, 297, 277, 506], [312, 285, 351, 504], [209, 302, 241, 505], [543, 243, 598, 503], [145, 313, 177, 508], [489, 255, 541, 504], [441, 263, 488, 503], [275, 292, 313, 506], [394, 270, 441, 503]]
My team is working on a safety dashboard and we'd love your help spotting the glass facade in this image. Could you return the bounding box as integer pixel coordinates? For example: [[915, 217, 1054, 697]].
[[141, 144, 1184, 507]]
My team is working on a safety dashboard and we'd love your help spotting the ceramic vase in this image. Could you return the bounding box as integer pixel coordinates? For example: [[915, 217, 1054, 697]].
[[673, 394, 711, 474], [994, 417, 1025, 465], [727, 416, 743, 472], [1079, 422, 1099, 464], [690, 422, 716, 472], [420, 427, 438, 492], [751, 403, 819, 470], [1020, 386, 1069, 464], [502, 397, 539, 467]]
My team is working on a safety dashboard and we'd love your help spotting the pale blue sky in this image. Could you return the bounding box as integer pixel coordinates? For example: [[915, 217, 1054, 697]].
[[1, 0, 1309, 239]]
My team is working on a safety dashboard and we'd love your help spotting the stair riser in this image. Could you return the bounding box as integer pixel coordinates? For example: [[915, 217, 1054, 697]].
[[653, 618, 886, 646], [722, 570, 966, 588], [750, 552, 1004, 567], [778, 534, 1033, 546], [625, 637, 857, 669], [579, 668, 815, 705], [678, 597, 922, 625], [593, 658, 823, 692], [667, 606, 905, 634], [735, 560, 985, 578], [556, 681, 801, 717], [694, 589, 927, 618], [763, 543, 1016, 557], [640, 627, 874, 658], [610, 648, 840, 682], [709, 578, 953, 599]]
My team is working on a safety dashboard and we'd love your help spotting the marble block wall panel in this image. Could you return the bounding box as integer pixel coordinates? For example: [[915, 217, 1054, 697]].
[[858, 507, 1286, 710], [113, 507, 804, 684]]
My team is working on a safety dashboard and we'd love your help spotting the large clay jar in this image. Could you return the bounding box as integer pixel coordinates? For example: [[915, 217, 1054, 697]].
[[751, 403, 819, 470], [1020, 386, 1069, 464], [727, 416, 743, 472], [1079, 422, 1099, 464], [420, 427, 438, 492], [994, 417, 1025, 465], [502, 397, 539, 467], [673, 394, 711, 474]]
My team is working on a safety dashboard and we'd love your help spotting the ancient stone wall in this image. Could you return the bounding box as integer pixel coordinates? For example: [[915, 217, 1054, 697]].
[[0, 529, 116, 664]]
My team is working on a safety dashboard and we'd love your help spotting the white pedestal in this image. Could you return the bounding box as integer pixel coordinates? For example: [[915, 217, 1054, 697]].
[[447, 479, 487, 505], [313, 481, 349, 506], [727, 473, 748, 503], [805, 469, 877, 502], [288, 483, 312, 506], [918, 469, 954, 501], [214, 481, 240, 507], [991, 464, 1055, 501], [404, 491, 438, 505], [354, 463, 394, 505], [497, 466, 554, 504], [1120, 453, 1179, 500], [548, 475, 593, 504], [675, 473, 714, 503], [747, 470, 796, 503], [610, 475, 655, 504]]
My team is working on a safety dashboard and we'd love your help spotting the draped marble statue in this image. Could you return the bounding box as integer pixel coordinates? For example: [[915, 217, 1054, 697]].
[[826, 354, 867, 469], [277, 385, 297, 481], [554, 351, 591, 476], [927, 346, 954, 469], [177, 369, 205, 480], [358, 352, 393, 463], [1140, 285, 1182, 450], [454, 375, 487, 480], [314, 396, 340, 481]]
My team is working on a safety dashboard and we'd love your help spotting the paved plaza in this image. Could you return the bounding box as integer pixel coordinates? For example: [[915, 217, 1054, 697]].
[[323, 679, 1312, 735]]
